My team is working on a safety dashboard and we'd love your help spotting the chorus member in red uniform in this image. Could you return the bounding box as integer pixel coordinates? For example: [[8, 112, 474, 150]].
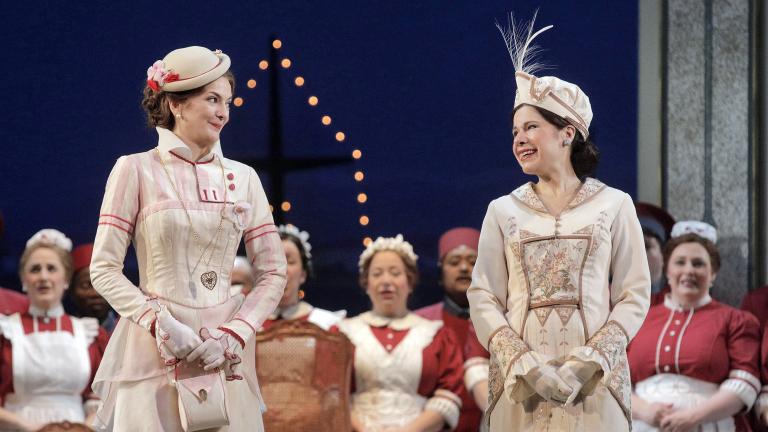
[[90, 46, 286, 431], [635, 203, 675, 305], [0, 230, 107, 431], [260, 225, 344, 331], [741, 287, 768, 329], [416, 227, 488, 430], [628, 221, 760, 432], [67, 244, 117, 333], [339, 235, 464, 431]]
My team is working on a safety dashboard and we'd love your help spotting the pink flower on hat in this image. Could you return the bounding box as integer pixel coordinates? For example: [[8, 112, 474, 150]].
[[146, 60, 179, 92]]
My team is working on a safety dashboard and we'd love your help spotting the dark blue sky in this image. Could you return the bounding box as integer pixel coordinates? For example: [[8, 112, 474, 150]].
[[0, 1, 638, 312]]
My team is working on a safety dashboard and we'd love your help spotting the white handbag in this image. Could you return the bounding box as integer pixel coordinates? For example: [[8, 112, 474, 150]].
[[176, 363, 230, 432]]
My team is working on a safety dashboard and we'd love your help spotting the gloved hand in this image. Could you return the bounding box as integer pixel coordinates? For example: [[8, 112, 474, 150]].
[[521, 363, 573, 402], [553, 359, 601, 405], [187, 327, 244, 380], [155, 306, 202, 364]]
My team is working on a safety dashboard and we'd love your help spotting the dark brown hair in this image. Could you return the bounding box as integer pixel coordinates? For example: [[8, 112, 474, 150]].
[[141, 70, 236, 129], [663, 233, 721, 274], [512, 104, 600, 178], [19, 244, 74, 282], [359, 250, 420, 290]]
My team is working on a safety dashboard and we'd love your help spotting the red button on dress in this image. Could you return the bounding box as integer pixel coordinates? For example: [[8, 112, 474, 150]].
[[227, 173, 234, 180], [228, 184, 235, 191]]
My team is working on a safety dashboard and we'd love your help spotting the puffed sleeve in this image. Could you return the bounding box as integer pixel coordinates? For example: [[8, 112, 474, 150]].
[[468, 201, 538, 405], [756, 321, 768, 414], [463, 321, 489, 393], [0, 321, 11, 406], [567, 194, 651, 377], [720, 310, 761, 410], [218, 167, 286, 346], [91, 156, 156, 332], [422, 327, 464, 430]]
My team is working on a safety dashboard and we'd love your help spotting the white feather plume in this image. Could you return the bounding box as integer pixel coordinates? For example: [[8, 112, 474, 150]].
[[496, 10, 554, 75]]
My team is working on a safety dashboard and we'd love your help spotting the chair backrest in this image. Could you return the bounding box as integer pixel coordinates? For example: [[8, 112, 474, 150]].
[[37, 422, 92, 432], [255, 319, 353, 432]]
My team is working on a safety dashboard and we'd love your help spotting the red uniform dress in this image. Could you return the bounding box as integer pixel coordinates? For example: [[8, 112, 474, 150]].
[[416, 299, 488, 431], [0, 288, 28, 316], [259, 301, 345, 331], [339, 312, 464, 431], [628, 295, 761, 431], [0, 305, 109, 425], [742, 286, 768, 329]]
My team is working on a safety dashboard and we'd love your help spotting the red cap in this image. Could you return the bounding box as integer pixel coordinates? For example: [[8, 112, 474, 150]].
[[438, 227, 480, 261], [635, 202, 675, 244], [71, 244, 94, 273]]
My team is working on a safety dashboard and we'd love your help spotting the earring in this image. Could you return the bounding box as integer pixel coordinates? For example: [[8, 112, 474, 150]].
[[563, 140, 571, 147], [175, 113, 182, 119], [298, 289, 305, 300], [22, 285, 27, 293]]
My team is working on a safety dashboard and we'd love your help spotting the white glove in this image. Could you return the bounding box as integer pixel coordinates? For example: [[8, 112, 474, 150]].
[[554, 359, 601, 405], [187, 327, 244, 379], [155, 306, 202, 364], [522, 363, 573, 402]]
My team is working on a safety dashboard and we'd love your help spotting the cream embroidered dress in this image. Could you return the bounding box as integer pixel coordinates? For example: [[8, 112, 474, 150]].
[[468, 178, 651, 432], [90, 127, 286, 431]]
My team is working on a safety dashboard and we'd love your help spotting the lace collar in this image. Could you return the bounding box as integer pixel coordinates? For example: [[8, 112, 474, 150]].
[[663, 293, 713, 312], [28, 303, 65, 319], [510, 177, 606, 214]]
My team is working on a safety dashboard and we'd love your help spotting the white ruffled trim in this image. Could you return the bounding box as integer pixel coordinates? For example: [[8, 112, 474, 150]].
[[77, 316, 101, 345], [83, 398, 101, 416], [464, 358, 489, 392], [721, 369, 760, 409], [425, 390, 461, 430], [505, 351, 553, 402]]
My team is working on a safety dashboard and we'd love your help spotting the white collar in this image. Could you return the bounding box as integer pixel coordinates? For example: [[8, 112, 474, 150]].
[[28, 303, 65, 319], [156, 127, 224, 162], [358, 311, 425, 330], [268, 301, 313, 321], [663, 293, 712, 312]]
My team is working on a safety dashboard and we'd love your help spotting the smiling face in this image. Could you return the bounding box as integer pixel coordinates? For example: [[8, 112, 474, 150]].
[[666, 242, 716, 306], [365, 251, 412, 317], [21, 246, 69, 310], [170, 76, 233, 154], [512, 105, 575, 177]]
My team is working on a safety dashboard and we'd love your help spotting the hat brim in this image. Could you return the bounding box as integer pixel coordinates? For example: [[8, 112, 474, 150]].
[[162, 53, 231, 93]]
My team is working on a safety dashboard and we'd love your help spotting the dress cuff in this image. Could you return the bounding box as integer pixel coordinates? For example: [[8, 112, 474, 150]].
[[463, 357, 489, 392], [505, 351, 553, 402], [83, 398, 101, 416], [720, 369, 760, 410], [218, 318, 255, 347], [424, 389, 461, 430]]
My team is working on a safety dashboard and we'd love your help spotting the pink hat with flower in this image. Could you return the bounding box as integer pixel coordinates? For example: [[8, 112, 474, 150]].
[[146, 46, 231, 93]]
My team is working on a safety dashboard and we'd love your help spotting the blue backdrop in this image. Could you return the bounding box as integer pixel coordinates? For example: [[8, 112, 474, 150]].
[[0, 1, 638, 314]]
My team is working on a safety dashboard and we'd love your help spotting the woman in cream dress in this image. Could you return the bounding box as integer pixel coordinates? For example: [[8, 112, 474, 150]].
[[467, 15, 651, 432]]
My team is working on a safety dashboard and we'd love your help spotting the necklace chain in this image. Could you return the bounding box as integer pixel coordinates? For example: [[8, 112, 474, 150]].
[[155, 148, 228, 279]]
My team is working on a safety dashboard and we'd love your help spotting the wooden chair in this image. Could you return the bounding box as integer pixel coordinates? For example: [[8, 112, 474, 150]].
[[255, 319, 353, 432], [37, 422, 92, 432]]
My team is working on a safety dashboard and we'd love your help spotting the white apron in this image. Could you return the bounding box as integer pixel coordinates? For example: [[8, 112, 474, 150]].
[[342, 316, 441, 432], [633, 374, 734, 432], [0, 314, 90, 429]]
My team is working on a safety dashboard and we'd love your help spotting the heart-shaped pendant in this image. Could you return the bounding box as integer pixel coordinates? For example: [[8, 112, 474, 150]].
[[201, 271, 218, 290]]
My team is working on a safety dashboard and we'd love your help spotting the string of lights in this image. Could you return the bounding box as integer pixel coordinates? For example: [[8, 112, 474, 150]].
[[233, 38, 373, 246]]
